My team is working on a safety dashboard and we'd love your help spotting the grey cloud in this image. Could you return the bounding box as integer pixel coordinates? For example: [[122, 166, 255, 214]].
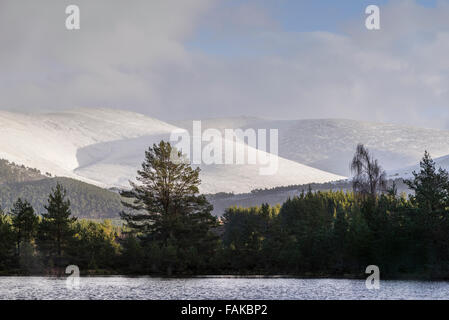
[[0, 0, 214, 112], [1, 0, 449, 129]]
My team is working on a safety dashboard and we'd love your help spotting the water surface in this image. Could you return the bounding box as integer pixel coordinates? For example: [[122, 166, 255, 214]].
[[0, 276, 447, 300]]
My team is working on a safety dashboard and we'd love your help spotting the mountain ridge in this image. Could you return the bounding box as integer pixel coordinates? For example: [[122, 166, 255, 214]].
[[3, 108, 448, 194], [179, 117, 449, 176], [0, 108, 345, 193], [0, 159, 124, 218]]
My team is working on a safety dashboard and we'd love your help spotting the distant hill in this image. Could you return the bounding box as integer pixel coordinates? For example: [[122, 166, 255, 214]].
[[0, 159, 124, 218], [0, 159, 48, 183], [3, 109, 449, 194], [388, 153, 449, 180], [175, 117, 449, 177], [0, 157, 415, 217], [207, 178, 411, 216], [0, 108, 344, 194]]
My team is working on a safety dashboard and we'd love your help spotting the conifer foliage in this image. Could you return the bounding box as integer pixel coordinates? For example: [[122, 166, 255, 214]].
[[405, 151, 449, 212], [10, 198, 38, 257], [120, 141, 218, 274], [2, 144, 449, 278], [38, 183, 77, 265]]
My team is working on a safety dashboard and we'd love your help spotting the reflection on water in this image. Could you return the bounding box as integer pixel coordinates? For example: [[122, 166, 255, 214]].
[[0, 276, 447, 300]]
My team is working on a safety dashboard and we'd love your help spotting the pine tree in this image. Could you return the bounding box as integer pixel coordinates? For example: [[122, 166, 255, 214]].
[[405, 151, 449, 212], [0, 210, 16, 270], [9, 198, 38, 257], [120, 141, 218, 274], [38, 183, 76, 264]]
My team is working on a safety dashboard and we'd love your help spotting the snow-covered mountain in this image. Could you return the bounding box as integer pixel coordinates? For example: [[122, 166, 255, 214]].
[[174, 118, 449, 176], [4, 109, 446, 193], [0, 109, 344, 193], [0, 108, 179, 187]]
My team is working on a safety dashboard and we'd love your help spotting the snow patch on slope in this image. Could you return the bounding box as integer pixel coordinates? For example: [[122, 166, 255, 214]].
[[0, 109, 344, 193], [179, 118, 449, 176], [388, 153, 449, 180], [72, 134, 344, 193]]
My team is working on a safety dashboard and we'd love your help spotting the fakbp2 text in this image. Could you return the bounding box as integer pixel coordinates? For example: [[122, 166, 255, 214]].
[[181, 304, 268, 317]]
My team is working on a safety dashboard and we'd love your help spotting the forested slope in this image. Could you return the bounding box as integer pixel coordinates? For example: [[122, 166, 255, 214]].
[[0, 159, 124, 218]]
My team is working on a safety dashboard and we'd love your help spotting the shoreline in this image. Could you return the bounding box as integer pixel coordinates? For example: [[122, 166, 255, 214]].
[[0, 273, 447, 281]]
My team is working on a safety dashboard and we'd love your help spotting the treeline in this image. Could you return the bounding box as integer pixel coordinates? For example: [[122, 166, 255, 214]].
[[219, 149, 449, 278], [0, 159, 46, 184], [0, 158, 125, 219], [221, 191, 435, 277], [0, 184, 121, 275], [0, 177, 125, 219], [2, 142, 449, 278]]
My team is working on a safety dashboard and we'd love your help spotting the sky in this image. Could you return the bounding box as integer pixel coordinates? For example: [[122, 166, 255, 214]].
[[1, 0, 449, 128]]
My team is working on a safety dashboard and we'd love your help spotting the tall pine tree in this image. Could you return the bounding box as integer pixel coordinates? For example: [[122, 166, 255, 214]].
[[0, 210, 16, 270], [9, 198, 38, 257], [405, 151, 449, 212], [120, 141, 218, 274], [38, 183, 76, 265]]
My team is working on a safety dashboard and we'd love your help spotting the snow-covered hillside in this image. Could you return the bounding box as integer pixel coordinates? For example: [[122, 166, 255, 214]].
[[388, 153, 449, 180], [174, 118, 449, 176], [0, 108, 178, 187], [0, 109, 344, 193]]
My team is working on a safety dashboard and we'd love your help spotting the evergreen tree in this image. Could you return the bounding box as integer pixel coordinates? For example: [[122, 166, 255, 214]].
[[333, 203, 349, 268], [38, 183, 76, 265], [120, 141, 218, 274], [405, 151, 449, 212], [0, 210, 16, 270], [9, 198, 38, 257], [68, 219, 120, 271]]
